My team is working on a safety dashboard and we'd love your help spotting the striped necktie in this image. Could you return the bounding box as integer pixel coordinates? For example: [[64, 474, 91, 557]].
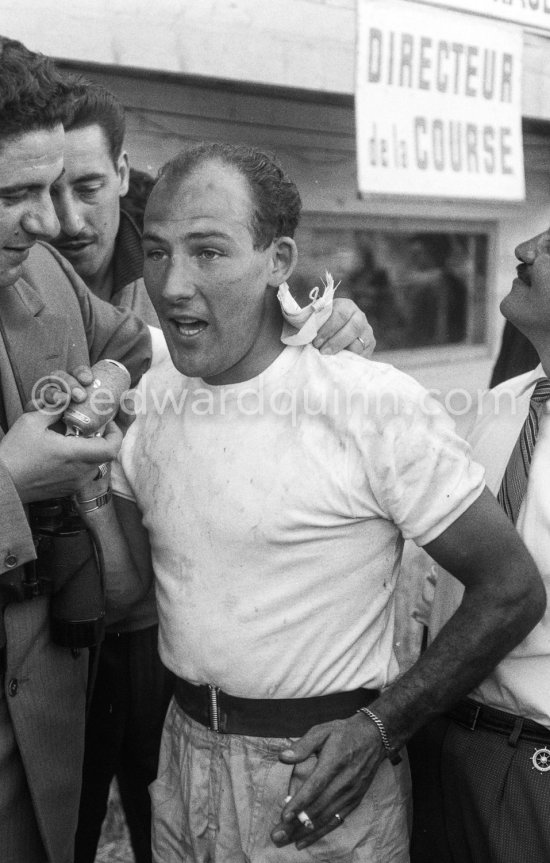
[[497, 377, 550, 524]]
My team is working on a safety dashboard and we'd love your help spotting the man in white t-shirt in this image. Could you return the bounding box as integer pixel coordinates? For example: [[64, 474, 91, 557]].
[[114, 142, 544, 863]]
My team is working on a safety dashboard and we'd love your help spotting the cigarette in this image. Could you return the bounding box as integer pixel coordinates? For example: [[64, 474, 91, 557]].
[[282, 796, 314, 830], [297, 811, 314, 831]]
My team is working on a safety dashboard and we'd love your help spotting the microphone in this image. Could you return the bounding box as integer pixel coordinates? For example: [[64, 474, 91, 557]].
[[62, 359, 131, 436]]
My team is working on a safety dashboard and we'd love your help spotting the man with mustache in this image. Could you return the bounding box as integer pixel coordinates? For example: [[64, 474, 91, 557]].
[[48, 77, 173, 863], [423, 229, 550, 863]]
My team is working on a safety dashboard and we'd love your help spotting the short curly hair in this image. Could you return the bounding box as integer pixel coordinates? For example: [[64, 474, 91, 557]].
[[156, 142, 302, 249], [0, 36, 72, 143]]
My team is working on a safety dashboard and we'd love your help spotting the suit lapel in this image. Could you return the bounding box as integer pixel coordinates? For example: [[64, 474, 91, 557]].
[[0, 278, 68, 408]]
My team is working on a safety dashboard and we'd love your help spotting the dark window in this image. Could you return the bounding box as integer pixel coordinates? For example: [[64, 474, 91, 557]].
[[290, 226, 488, 352]]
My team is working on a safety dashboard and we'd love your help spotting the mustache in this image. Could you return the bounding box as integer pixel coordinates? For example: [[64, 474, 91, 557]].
[[52, 233, 96, 246], [516, 263, 531, 286]]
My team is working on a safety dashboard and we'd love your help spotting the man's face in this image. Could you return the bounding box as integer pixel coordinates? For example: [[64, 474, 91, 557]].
[[501, 228, 550, 341], [0, 125, 64, 289], [50, 123, 129, 287], [143, 160, 282, 384]]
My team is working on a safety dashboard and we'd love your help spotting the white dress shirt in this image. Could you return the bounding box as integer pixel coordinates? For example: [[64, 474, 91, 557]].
[[429, 365, 550, 727]]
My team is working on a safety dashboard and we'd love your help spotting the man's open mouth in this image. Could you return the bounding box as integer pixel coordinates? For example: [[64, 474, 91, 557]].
[[171, 317, 208, 337]]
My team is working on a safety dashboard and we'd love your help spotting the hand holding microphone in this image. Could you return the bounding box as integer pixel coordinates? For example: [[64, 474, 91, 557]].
[[0, 360, 128, 503], [62, 359, 131, 437], [60, 359, 131, 494]]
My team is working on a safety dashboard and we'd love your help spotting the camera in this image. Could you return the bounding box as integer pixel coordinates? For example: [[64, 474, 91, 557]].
[[1, 359, 132, 648], [27, 358, 131, 648], [29, 498, 105, 648]]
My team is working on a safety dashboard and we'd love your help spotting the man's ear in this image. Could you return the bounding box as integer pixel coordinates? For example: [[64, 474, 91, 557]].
[[117, 151, 130, 198], [267, 237, 298, 287]]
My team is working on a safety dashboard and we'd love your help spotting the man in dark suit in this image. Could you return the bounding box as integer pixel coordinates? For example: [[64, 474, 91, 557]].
[[0, 38, 152, 863], [48, 78, 171, 863]]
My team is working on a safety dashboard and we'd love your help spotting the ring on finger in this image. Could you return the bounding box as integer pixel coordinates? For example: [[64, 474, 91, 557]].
[[94, 463, 108, 480], [333, 812, 344, 826], [356, 336, 367, 350]]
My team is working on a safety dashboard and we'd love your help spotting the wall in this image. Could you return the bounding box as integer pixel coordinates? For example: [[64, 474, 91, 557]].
[[2, 0, 550, 118]]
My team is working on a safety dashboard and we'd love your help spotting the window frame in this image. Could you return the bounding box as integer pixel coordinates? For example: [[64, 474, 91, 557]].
[[293, 213, 498, 369]]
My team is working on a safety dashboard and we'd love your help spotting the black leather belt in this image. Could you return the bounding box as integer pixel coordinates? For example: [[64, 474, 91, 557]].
[[449, 698, 550, 745], [174, 677, 379, 737]]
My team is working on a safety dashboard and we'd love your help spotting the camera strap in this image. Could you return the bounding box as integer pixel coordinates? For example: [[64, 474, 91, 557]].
[[0, 364, 8, 436]]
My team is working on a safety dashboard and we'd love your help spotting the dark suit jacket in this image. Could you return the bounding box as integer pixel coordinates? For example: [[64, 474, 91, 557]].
[[0, 242, 151, 863]]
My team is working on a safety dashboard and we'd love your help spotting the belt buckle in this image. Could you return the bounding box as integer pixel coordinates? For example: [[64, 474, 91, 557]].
[[208, 684, 221, 733]]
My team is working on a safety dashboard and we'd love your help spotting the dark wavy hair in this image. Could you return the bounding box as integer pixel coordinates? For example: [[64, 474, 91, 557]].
[[157, 142, 302, 249], [0, 37, 72, 143], [63, 75, 126, 167]]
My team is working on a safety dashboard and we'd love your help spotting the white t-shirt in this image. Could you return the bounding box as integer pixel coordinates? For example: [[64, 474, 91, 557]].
[[148, 324, 171, 365], [429, 365, 550, 727], [115, 345, 484, 699]]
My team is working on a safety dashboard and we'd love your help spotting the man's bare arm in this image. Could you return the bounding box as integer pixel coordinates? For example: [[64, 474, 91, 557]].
[[75, 484, 154, 619], [271, 487, 545, 849]]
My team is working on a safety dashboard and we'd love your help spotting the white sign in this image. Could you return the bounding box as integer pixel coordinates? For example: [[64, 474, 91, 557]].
[[356, 0, 525, 200], [412, 0, 550, 31]]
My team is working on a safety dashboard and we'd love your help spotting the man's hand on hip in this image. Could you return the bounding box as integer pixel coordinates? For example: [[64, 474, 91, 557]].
[[270, 712, 386, 849]]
